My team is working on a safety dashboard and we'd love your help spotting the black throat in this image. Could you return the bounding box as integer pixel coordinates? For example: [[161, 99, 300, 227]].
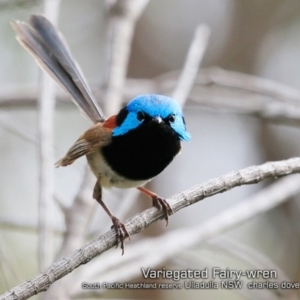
[[101, 119, 181, 181]]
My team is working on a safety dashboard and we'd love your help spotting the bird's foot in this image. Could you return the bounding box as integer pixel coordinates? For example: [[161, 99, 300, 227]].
[[111, 216, 130, 255], [152, 196, 173, 226]]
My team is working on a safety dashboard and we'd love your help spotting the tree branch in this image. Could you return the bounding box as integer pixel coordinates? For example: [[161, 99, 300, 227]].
[[103, 0, 149, 116], [190, 92, 300, 127], [1, 157, 300, 300], [172, 24, 210, 105], [197, 67, 300, 106], [37, 0, 61, 271]]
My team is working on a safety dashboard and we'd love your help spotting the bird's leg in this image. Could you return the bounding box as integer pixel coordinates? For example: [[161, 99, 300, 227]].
[[93, 181, 129, 255], [137, 187, 173, 226]]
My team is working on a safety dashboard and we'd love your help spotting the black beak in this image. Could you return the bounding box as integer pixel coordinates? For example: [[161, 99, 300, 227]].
[[152, 116, 162, 123]]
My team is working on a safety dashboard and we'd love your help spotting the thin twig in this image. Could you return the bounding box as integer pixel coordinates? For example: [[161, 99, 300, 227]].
[[173, 24, 210, 106], [1, 158, 300, 300], [198, 67, 300, 106], [37, 0, 61, 271], [103, 0, 149, 116], [190, 91, 300, 126]]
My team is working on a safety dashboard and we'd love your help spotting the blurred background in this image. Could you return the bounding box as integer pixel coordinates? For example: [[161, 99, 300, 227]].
[[1, 0, 300, 299]]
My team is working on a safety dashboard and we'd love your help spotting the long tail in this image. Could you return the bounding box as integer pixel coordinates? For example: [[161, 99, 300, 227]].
[[12, 15, 105, 123]]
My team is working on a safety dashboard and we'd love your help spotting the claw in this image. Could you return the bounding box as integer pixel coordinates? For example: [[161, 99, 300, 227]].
[[111, 216, 130, 255], [152, 196, 173, 226], [137, 187, 173, 226]]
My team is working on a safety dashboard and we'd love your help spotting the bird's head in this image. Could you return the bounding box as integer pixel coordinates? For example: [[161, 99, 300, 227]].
[[112, 94, 191, 141]]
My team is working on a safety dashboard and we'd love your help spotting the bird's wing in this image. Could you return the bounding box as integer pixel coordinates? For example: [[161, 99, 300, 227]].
[[12, 15, 105, 124], [55, 122, 113, 167]]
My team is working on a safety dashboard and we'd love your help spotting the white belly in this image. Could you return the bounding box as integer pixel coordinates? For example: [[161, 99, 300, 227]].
[[86, 151, 150, 188]]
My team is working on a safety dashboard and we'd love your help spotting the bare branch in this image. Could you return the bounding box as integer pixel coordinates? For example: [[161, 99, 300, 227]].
[[37, 0, 61, 271], [1, 157, 300, 300], [103, 0, 149, 116], [190, 92, 300, 127], [173, 24, 210, 106], [198, 67, 300, 106]]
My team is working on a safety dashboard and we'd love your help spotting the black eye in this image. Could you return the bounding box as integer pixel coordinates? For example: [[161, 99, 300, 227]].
[[168, 114, 176, 123], [137, 111, 145, 121]]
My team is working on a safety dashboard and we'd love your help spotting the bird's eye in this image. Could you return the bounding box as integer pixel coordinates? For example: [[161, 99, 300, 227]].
[[137, 111, 145, 121], [168, 114, 176, 123]]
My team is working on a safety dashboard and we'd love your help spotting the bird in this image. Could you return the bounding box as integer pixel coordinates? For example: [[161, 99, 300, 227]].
[[12, 15, 191, 254]]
